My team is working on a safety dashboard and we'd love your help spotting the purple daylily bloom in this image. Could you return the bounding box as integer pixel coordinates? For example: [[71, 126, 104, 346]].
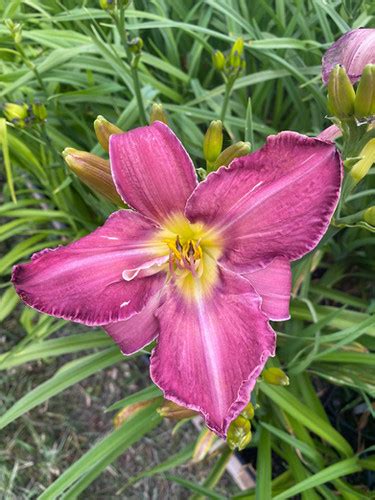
[[12, 122, 342, 436], [322, 28, 375, 85]]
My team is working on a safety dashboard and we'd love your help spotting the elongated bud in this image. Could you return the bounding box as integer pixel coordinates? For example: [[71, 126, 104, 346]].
[[32, 101, 47, 121], [350, 139, 375, 183], [114, 400, 155, 428], [4, 102, 28, 122], [212, 50, 225, 72], [212, 141, 251, 169], [128, 37, 143, 54], [5, 19, 22, 44], [229, 38, 245, 69], [94, 115, 123, 151], [192, 429, 217, 463], [327, 65, 356, 118], [157, 400, 197, 420], [241, 402, 255, 420], [63, 148, 123, 205], [150, 103, 168, 124], [364, 207, 375, 226], [263, 367, 290, 386], [354, 65, 375, 119], [227, 415, 252, 451], [99, 0, 115, 9], [203, 120, 223, 165]]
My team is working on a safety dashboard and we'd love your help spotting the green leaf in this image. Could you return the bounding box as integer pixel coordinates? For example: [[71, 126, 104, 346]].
[[260, 384, 353, 457], [0, 347, 124, 429]]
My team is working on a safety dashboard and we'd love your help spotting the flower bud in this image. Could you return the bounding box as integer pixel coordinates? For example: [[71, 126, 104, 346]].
[[212, 141, 251, 169], [203, 120, 223, 165], [32, 101, 47, 121], [212, 50, 225, 72], [227, 415, 252, 451], [241, 402, 255, 420], [114, 400, 155, 428], [128, 37, 143, 54], [3, 102, 28, 127], [364, 207, 375, 226], [150, 103, 168, 124], [354, 64, 375, 119], [327, 65, 356, 119], [63, 148, 123, 205], [229, 38, 245, 70], [5, 19, 22, 44], [192, 429, 217, 463], [94, 115, 123, 152], [263, 367, 289, 386], [350, 138, 375, 183], [99, 0, 115, 9], [157, 400, 197, 420]]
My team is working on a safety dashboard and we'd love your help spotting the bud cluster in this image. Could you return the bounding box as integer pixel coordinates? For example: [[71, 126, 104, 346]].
[[327, 64, 375, 121], [203, 119, 251, 171], [5, 19, 22, 44], [226, 402, 255, 451], [212, 38, 246, 80], [3, 101, 47, 128]]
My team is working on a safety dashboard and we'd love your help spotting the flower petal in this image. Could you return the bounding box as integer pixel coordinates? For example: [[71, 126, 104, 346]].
[[243, 257, 291, 321], [318, 125, 341, 142], [150, 268, 275, 437], [186, 132, 342, 272], [12, 210, 166, 326], [322, 28, 375, 84], [110, 122, 197, 223], [104, 293, 161, 355]]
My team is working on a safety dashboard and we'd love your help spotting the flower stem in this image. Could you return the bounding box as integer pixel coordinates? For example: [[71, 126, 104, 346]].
[[113, 10, 147, 125], [220, 79, 234, 124]]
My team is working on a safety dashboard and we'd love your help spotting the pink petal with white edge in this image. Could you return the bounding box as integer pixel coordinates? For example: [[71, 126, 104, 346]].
[[186, 132, 342, 273], [322, 28, 375, 84], [12, 210, 166, 326], [110, 122, 197, 224], [243, 257, 292, 321], [150, 268, 275, 437], [104, 293, 161, 355]]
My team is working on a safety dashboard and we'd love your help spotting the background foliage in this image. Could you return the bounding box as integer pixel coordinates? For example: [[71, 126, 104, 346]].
[[0, 0, 374, 497]]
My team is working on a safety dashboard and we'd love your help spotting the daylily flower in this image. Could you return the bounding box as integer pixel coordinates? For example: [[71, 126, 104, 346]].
[[322, 28, 375, 85], [12, 122, 342, 436]]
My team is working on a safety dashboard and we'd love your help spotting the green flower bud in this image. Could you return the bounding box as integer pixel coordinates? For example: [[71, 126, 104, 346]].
[[150, 103, 168, 124], [350, 139, 375, 183], [212, 50, 225, 72], [63, 148, 123, 205], [4, 102, 28, 121], [263, 367, 290, 386], [99, 0, 115, 9], [241, 402, 255, 420], [128, 37, 144, 54], [364, 207, 375, 226], [227, 415, 252, 451], [5, 19, 22, 44], [32, 101, 47, 121], [354, 64, 375, 119], [203, 120, 223, 165], [212, 141, 251, 169], [94, 115, 123, 152], [229, 38, 245, 70], [327, 65, 356, 119]]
